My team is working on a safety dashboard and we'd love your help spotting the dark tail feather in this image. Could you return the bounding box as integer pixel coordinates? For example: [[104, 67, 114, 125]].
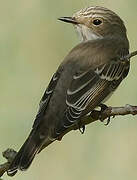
[[7, 130, 44, 176]]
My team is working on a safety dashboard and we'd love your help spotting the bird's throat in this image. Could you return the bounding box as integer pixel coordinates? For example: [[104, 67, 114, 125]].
[[75, 24, 102, 42]]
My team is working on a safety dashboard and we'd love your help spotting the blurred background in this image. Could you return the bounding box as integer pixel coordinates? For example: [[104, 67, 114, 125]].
[[0, 0, 137, 179]]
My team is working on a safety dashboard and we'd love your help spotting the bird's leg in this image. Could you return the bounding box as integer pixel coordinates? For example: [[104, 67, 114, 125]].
[[98, 103, 111, 126]]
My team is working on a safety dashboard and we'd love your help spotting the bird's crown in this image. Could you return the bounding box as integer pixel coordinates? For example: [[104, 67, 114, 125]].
[[59, 6, 127, 41], [73, 6, 126, 33]]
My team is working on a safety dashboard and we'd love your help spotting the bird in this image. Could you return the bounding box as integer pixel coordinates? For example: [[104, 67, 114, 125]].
[[8, 6, 132, 176]]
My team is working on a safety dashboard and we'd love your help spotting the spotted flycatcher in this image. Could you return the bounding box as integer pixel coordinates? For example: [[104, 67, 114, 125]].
[[8, 6, 137, 175]]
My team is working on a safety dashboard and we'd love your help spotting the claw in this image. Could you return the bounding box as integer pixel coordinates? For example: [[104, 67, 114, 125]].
[[98, 103, 111, 126], [79, 125, 85, 134], [104, 117, 111, 126], [98, 103, 108, 122]]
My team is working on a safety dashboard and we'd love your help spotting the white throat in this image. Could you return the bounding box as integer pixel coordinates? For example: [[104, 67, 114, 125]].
[[75, 24, 102, 42]]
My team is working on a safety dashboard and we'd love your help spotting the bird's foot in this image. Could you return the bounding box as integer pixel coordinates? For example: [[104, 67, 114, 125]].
[[104, 116, 111, 126], [77, 121, 85, 134], [79, 125, 85, 134], [98, 103, 111, 126]]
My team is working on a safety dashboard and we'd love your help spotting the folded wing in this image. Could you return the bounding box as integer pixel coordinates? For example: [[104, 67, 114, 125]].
[[56, 60, 129, 134]]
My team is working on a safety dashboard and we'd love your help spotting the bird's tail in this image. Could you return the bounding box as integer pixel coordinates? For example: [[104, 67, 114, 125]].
[[7, 130, 45, 176]]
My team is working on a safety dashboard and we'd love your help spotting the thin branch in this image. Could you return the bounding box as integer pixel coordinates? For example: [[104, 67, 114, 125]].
[[121, 50, 137, 60], [0, 149, 17, 177], [59, 104, 137, 136], [1, 104, 137, 177]]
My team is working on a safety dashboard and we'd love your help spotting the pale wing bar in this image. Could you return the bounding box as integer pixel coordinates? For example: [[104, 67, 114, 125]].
[[95, 61, 126, 81]]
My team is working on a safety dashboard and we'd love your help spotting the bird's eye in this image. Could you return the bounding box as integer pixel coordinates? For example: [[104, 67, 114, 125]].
[[92, 19, 102, 26]]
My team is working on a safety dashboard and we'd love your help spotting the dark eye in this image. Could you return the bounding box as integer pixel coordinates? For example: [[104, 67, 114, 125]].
[[93, 19, 102, 26]]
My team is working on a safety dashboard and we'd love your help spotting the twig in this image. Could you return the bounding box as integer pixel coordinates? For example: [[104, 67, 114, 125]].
[[0, 149, 17, 177], [59, 104, 137, 137], [121, 50, 137, 60], [0, 104, 137, 177]]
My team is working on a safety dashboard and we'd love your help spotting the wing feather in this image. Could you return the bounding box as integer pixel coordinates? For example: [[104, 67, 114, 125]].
[[62, 60, 129, 130], [33, 72, 60, 128], [96, 60, 128, 81]]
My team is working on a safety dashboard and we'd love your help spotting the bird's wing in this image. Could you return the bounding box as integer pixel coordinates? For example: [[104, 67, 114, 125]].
[[55, 60, 129, 134], [33, 71, 60, 128]]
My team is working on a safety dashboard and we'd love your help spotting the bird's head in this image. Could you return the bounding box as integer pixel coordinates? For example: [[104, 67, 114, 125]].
[[59, 6, 127, 42]]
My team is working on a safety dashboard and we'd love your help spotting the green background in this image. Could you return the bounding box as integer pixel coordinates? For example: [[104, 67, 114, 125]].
[[1, 0, 137, 179]]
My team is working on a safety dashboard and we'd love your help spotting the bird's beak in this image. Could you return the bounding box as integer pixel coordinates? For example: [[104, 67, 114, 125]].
[[58, 17, 78, 24]]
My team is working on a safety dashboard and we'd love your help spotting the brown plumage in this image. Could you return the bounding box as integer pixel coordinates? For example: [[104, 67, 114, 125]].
[[8, 6, 130, 176]]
